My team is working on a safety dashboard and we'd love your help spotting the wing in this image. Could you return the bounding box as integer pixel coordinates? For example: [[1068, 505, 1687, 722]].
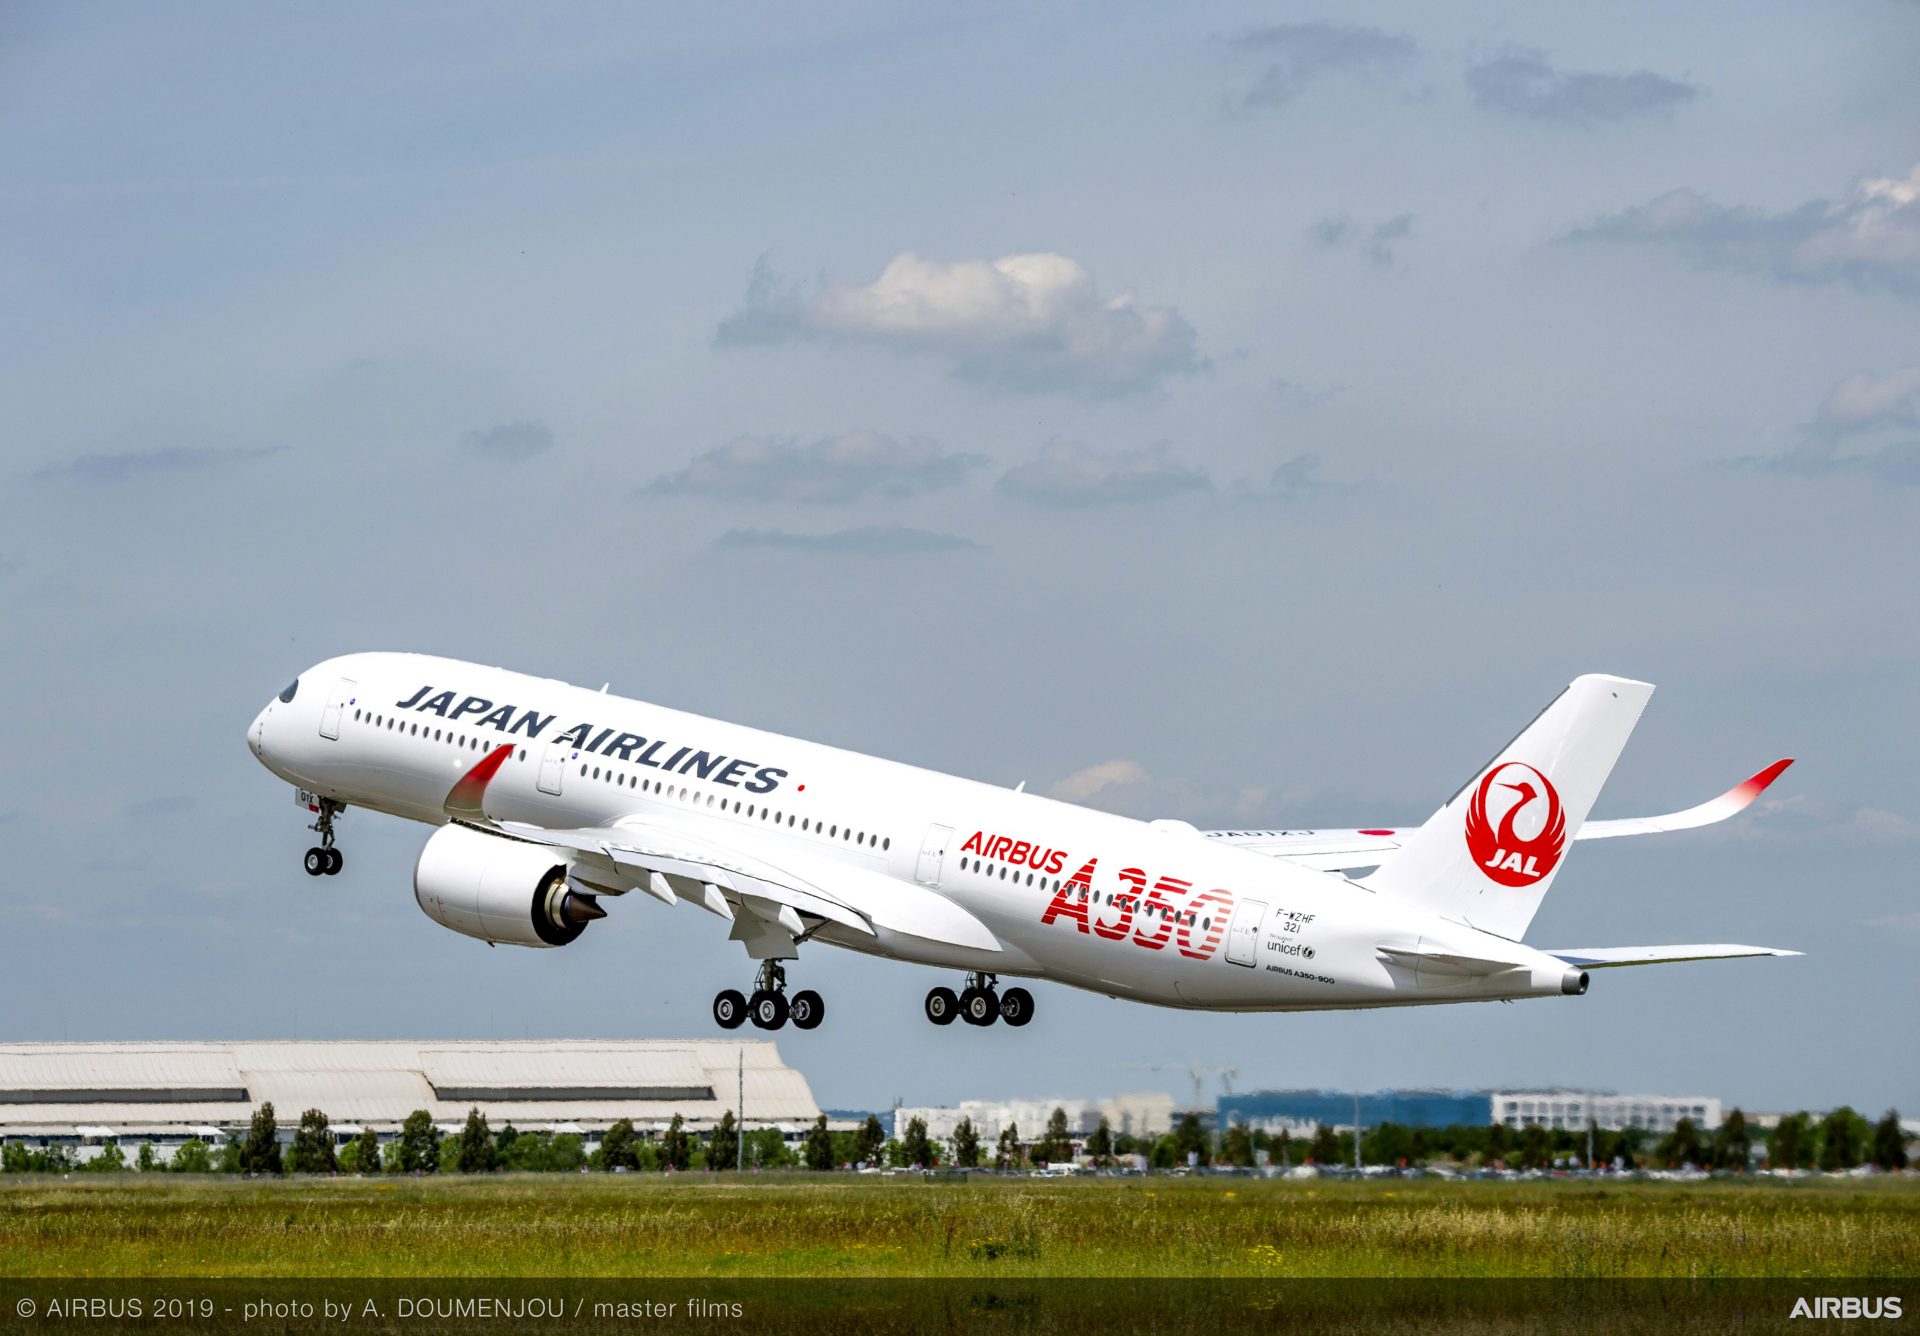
[[494, 814, 1002, 956], [1201, 759, 1792, 872], [442, 744, 1000, 957], [1574, 758, 1792, 839]]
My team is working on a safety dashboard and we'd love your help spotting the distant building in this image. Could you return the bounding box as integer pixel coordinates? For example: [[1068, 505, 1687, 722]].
[[1490, 1091, 1721, 1133], [1220, 1089, 1493, 1136], [894, 1091, 1175, 1146], [1218, 1087, 1723, 1135], [0, 1039, 825, 1162]]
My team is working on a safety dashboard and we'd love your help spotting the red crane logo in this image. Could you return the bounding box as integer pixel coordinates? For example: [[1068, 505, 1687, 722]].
[[1463, 762, 1566, 888]]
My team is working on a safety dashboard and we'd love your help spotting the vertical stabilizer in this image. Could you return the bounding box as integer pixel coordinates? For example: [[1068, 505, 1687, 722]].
[[1359, 674, 1654, 940]]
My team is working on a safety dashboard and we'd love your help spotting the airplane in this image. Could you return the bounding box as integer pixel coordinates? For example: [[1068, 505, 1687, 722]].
[[247, 654, 1799, 1031]]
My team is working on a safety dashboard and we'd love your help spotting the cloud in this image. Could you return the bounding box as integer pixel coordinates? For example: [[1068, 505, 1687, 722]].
[[1048, 760, 1149, 805], [125, 795, 195, 820], [1740, 365, 1920, 482], [1047, 758, 1296, 824], [1564, 164, 1920, 295], [716, 252, 1203, 395], [644, 432, 987, 503], [1313, 212, 1414, 268], [995, 441, 1212, 506], [1230, 22, 1418, 107], [1467, 48, 1698, 123], [713, 526, 981, 556], [1812, 366, 1920, 436], [1719, 794, 1920, 844], [1234, 452, 1363, 499], [1749, 439, 1920, 486], [461, 420, 552, 462], [34, 445, 282, 484]]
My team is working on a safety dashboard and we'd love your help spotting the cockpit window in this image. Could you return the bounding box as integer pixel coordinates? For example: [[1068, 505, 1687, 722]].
[[278, 678, 300, 703]]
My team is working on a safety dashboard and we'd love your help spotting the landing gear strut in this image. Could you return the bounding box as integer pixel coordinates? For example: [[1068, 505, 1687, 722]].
[[713, 960, 824, 1033], [303, 798, 344, 877], [927, 974, 1033, 1028]]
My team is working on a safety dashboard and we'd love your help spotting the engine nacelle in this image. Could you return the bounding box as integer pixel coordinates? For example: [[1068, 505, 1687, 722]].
[[414, 824, 603, 948]]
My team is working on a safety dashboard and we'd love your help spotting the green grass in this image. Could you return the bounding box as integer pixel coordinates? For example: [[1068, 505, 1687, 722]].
[[1, 1174, 1914, 1278]]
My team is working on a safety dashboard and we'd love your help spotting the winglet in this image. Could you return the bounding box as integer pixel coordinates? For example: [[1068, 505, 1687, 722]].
[[1576, 758, 1794, 841], [444, 745, 515, 822]]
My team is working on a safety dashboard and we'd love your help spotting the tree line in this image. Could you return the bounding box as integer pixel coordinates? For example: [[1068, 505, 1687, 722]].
[[1, 1102, 1907, 1175], [0, 1105, 940, 1175]]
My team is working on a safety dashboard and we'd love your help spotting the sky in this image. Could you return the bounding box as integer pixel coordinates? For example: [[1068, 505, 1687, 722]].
[[1, 0, 1916, 1119]]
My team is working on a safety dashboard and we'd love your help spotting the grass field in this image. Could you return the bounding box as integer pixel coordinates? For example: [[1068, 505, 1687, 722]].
[[2, 1174, 1915, 1279]]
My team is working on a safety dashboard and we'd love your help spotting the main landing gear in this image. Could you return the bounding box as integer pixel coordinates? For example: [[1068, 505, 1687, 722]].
[[925, 973, 1033, 1028], [303, 798, 345, 877], [713, 960, 824, 1033]]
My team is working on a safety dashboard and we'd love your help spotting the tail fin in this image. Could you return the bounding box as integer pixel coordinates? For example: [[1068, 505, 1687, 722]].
[[1359, 674, 1654, 940]]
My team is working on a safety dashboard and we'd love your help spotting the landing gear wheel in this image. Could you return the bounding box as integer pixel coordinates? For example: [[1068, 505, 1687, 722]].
[[713, 989, 747, 1030], [789, 989, 825, 1030], [748, 988, 789, 1030], [999, 986, 1034, 1027], [960, 985, 1000, 1027], [323, 848, 343, 876], [925, 986, 959, 1026], [303, 847, 329, 877]]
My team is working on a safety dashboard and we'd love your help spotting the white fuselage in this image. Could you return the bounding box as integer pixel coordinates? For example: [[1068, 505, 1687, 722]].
[[248, 652, 1581, 1012]]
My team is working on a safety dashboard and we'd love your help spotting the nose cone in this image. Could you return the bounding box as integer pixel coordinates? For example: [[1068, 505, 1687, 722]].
[[248, 705, 269, 760]]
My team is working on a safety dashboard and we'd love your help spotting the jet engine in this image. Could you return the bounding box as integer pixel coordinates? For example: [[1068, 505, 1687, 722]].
[[413, 824, 604, 948]]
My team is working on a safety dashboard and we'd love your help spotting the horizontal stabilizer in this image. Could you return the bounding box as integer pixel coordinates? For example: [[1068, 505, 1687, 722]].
[[1376, 945, 1521, 977], [1546, 944, 1801, 969]]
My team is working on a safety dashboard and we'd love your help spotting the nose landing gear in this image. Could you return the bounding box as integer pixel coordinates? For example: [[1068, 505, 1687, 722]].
[[303, 797, 345, 877], [927, 974, 1034, 1028], [714, 961, 824, 1032]]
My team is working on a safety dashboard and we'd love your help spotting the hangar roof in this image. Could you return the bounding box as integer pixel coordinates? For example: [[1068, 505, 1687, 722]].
[[0, 1039, 820, 1138]]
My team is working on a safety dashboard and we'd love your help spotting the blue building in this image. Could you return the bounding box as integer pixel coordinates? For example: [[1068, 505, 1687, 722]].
[[1218, 1089, 1493, 1132]]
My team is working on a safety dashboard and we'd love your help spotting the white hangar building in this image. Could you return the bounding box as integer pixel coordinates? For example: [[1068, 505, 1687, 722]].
[[0, 1039, 824, 1153]]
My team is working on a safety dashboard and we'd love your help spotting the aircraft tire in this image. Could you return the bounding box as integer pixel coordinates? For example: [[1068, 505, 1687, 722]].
[[323, 848, 343, 875], [303, 848, 328, 877], [748, 988, 789, 1030], [999, 986, 1034, 1027], [960, 986, 998, 1027], [924, 987, 959, 1026], [789, 989, 825, 1030], [713, 989, 747, 1030]]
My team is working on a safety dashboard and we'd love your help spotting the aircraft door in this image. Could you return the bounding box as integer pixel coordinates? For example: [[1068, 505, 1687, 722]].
[[319, 678, 356, 740], [915, 823, 954, 887], [537, 740, 568, 796], [1225, 899, 1267, 968]]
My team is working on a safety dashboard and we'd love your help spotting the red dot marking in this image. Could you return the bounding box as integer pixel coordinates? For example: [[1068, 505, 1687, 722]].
[[797, 784, 806, 792]]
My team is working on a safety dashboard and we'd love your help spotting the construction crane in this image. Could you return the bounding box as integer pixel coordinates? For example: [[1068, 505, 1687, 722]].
[[1124, 1063, 1240, 1112]]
